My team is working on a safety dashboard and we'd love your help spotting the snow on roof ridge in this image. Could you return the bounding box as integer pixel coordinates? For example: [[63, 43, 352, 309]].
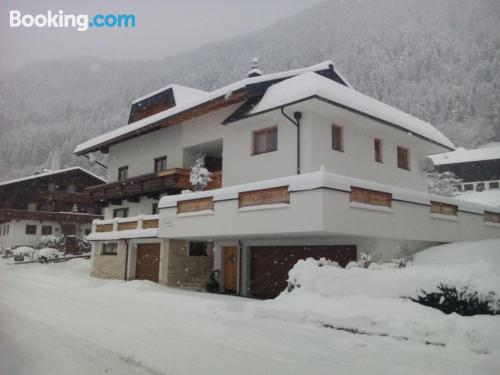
[[131, 84, 207, 105], [158, 170, 499, 214], [429, 145, 500, 165], [0, 166, 106, 187], [248, 71, 454, 150], [74, 61, 338, 155]]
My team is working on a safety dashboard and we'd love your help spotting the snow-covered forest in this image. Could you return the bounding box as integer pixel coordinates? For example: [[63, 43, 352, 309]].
[[0, 0, 499, 180]]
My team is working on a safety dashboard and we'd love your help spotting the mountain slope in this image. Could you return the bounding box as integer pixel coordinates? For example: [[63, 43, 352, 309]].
[[1, 0, 499, 180]]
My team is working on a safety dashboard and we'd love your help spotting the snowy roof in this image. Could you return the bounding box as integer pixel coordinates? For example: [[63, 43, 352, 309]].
[[131, 84, 207, 106], [247, 72, 454, 150], [429, 146, 500, 165], [158, 169, 500, 215], [74, 61, 343, 155], [0, 167, 106, 187]]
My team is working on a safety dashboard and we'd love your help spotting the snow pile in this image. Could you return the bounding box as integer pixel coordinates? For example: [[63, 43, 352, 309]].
[[13, 247, 36, 261], [258, 241, 500, 353], [454, 190, 500, 208], [37, 248, 62, 260], [412, 239, 500, 266], [284, 258, 500, 303]]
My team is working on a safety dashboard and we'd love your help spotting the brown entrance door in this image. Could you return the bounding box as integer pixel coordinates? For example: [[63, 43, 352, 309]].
[[135, 243, 161, 283], [223, 246, 238, 293], [250, 245, 357, 299]]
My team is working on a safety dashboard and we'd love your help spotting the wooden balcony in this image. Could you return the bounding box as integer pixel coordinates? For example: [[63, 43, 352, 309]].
[[87, 168, 222, 203]]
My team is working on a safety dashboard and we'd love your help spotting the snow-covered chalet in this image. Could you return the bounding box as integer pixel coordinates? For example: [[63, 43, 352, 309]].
[[74, 60, 500, 298]]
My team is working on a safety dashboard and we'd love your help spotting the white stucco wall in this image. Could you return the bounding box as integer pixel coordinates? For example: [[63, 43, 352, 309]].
[[0, 220, 62, 250], [104, 196, 159, 218]]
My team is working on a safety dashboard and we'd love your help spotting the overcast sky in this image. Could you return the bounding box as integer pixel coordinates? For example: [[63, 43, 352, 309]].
[[1, 0, 322, 70]]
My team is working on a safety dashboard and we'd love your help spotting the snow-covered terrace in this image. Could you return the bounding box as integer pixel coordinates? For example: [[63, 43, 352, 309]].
[[429, 146, 500, 165], [88, 214, 159, 241], [157, 170, 500, 243]]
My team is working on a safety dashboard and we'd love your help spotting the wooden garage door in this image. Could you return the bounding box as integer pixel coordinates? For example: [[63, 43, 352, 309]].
[[250, 245, 357, 299], [136, 243, 161, 283]]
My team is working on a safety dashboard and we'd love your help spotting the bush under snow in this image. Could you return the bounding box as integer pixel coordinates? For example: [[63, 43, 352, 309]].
[[38, 248, 62, 262]]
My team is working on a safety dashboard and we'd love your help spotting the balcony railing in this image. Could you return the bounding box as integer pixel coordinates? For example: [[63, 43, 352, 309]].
[[87, 168, 222, 202], [94, 215, 159, 234], [0, 208, 102, 225], [32, 190, 92, 204]]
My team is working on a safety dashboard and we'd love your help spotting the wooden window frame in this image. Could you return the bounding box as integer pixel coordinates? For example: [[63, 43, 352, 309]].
[[252, 126, 278, 155], [118, 166, 129, 181], [350, 187, 392, 208], [113, 208, 129, 218], [25, 224, 37, 235], [374, 138, 383, 163], [101, 242, 118, 256], [154, 156, 167, 173], [430, 201, 458, 216], [332, 124, 344, 152], [397, 146, 410, 170], [41, 225, 52, 236]]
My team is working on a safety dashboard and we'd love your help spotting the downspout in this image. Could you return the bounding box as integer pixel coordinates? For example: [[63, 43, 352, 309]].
[[123, 239, 129, 281], [280, 108, 302, 174]]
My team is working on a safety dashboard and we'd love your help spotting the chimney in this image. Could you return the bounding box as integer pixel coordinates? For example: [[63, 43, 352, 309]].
[[248, 57, 263, 78]]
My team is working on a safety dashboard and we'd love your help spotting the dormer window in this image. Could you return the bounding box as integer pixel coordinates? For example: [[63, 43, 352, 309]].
[[118, 166, 128, 181], [332, 125, 344, 152], [397, 146, 410, 170], [252, 126, 278, 155], [154, 156, 167, 173]]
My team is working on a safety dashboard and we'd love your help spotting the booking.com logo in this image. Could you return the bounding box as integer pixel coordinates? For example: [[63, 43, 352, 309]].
[[9, 10, 136, 32]]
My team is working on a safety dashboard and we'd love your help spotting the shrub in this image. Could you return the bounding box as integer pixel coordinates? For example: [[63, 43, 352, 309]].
[[411, 283, 499, 316]]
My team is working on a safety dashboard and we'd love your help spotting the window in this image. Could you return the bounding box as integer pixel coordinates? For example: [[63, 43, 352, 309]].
[[41, 225, 52, 236], [252, 126, 278, 155], [397, 146, 410, 170], [154, 156, 167, 173], [350, 187, 392, 207], [28, 202, 37, 211], [84, 229, 91, 236], [430, 201, 458, 216], [189, 241, 209, 256], [152, 203, 159, 215], [476, 183, 485, 192], [48, 182, 57, 192], [101, 243, 118, 256], [332, 125, 344, 152], [374, 138, 383, 163], [113, 208, 129, 218], [66, 184, 76, 193], [489, 182, 499, 189], [25, 225, 37, 235], [464, 183, 474, 191], [118, 166, 129, 181]]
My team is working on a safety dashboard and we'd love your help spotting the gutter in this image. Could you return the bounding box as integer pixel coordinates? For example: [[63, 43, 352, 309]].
[[280, 107, 302, 174]]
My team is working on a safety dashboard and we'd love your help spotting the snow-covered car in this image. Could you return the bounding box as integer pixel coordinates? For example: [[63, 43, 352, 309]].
[[13, 247, 36, 262], [37, 248, 62, 263]]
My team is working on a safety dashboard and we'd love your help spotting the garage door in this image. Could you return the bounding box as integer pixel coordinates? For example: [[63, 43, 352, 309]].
[[250, 245, 357, 299], [136, 243, 161, 283]]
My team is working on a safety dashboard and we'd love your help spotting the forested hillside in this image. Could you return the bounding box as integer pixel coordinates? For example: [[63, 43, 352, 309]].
[[1, 0, 499, 180]]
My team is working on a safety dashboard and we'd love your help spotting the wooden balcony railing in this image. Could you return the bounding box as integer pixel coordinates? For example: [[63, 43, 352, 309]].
[[32, 190, 92, 204], [94, 216, 159, 233], [0, 208, 102, 225], [87, 168, 222, 202]]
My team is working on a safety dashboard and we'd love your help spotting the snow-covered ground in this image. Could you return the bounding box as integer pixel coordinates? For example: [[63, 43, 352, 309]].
[[1, 246, 500, 375]]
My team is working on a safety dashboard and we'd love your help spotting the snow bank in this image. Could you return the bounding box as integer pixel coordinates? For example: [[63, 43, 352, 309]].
[[413, 239, 500, 266], [259, 242, 500, 353], [454, 191, 500, 208]]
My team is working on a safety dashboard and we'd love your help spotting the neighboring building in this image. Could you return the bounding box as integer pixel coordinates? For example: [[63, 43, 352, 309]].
[[429, 146, 500, 193], [75, 60, 500, 298], [0, 167, 104, 252]]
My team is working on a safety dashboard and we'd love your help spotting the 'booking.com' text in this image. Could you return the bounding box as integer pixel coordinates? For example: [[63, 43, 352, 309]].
[[9, 10, 136, 32]]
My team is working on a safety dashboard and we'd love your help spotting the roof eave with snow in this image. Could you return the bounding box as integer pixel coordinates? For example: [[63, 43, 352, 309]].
[[0, 167, 106, 187]]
